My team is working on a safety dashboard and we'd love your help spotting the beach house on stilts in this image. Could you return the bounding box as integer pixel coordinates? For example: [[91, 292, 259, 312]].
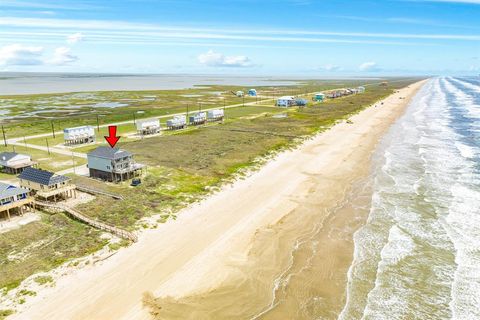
[[136, 118, 161, 136], [0, 152, 37, 174], [0, 182, 34, 220], [64, 126, 96, 146], [18, 167, 76, 202], [87, 146, 145, 183]]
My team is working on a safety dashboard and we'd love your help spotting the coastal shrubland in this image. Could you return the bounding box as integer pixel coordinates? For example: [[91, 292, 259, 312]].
[[0, 77, 421, 297]]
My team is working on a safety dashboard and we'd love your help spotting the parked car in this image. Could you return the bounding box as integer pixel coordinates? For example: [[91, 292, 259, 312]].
[[131, 178, 141, 187]]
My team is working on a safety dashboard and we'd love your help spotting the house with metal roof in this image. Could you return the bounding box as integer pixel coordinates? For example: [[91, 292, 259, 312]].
[[166, 115, 187, 130], [18, 167, 76, 202], [0, 182, 34, 220], [64, 125, 95, 146], [87, 146, 145, 182], [0, 152, 37, 174], [136, 118, 160, 136], [189, 112, 207, 125], [207, 109, 224, 122]]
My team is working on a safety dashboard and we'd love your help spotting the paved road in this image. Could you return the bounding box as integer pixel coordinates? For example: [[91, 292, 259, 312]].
[[3, 79, 413, 176]]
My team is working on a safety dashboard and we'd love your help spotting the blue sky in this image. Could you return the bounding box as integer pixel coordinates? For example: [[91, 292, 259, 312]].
[[0, 0, 479, 75]]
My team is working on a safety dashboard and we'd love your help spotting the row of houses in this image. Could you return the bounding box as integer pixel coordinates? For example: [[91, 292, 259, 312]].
[[1, 167, 76, 220], [62, 109, 226, 146], [166, 109, 224, 130], [275, 86, 365, 107], [323, 86, 366, 99], [1, 145, 145, 220]]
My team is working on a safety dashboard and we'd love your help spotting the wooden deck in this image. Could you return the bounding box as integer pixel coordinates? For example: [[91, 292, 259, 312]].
[[34, 200, 137, 242], [0, 197, 35, 220]]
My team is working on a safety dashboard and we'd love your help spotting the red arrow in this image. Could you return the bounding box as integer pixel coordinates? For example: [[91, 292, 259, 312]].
[[104, 126, 120, 148]]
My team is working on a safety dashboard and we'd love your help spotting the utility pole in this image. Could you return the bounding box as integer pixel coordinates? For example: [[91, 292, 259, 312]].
[[242, 95, 245, 107], [223, 98, 226, 120], [186, 104, 189, 125], [45, 138, 50, 155], [23, 136, 28, 151], [1, 125, 6, 147], [72, 151, 76, 175], [133, 112, 136, 125], [96, 114, 100, 132], [51, 121, 55, 138]]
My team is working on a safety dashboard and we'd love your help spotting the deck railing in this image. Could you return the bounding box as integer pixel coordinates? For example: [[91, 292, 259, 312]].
[[34, 200, 137, 242]]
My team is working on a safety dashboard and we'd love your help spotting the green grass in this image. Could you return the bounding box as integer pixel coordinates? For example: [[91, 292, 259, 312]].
[[69, 79, 420, 229], [0, 80, 396, 139], [0, 77, 423, 297], [0, 145, 86, 173], [33, 275, 54, 285], [0, 213, 107, 291], [0, 309, 14, 320]]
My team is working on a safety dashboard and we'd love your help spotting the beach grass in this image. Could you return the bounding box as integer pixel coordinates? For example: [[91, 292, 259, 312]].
[[0, 213, 107, 292], [0, 77, 422, 295]]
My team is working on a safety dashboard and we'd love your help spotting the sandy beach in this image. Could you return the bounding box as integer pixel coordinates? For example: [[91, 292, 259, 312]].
[[10, 80, 426, 320]]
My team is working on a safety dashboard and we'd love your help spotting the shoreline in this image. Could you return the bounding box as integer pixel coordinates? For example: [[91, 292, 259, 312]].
[[9, 80, 427, 320]]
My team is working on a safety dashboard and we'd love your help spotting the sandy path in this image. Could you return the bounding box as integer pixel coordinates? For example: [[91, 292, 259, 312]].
[[10, 81, 426, 320]]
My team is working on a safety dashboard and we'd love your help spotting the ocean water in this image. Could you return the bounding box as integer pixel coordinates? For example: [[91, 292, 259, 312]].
[[340, 77, 480, 319], [0, 73, 300, 95]]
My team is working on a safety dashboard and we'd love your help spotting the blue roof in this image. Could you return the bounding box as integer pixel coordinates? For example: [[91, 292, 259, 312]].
[[0, 182, 29, 200], [18, 167, 70, 186]]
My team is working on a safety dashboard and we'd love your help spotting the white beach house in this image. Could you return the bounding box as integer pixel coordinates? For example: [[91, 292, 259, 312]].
[[166, 115, 187, 130], [207, 109, 224, 121], [0, 152, 37, 174], [189, 112, 207, 125], [136, 118, 160, 135], [64, 125, 95, 146], [276, 96, 296, 107]]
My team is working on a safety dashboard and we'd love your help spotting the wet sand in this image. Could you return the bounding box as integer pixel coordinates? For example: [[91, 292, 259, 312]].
[[10, 81, 426, 320]]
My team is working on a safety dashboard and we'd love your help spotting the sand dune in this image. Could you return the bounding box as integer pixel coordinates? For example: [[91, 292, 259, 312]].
[[11, 81, 426, 320]]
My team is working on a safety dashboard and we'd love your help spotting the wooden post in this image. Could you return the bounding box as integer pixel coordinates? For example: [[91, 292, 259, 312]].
[[51, 121, 55, 138], [46, 138, 50, 155], [96, 114, 100, 132], [7, 208, 10, 220], [72, 151, 76, 174], [1, 125, 7, 147]]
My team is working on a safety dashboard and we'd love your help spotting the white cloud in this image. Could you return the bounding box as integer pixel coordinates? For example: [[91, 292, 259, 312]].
[[198, 50, 253, 67], [49, 47, 78, 65], [0, 17, 478, 43], [359, 61, 381, 72], [67, 32, 84, 44], [0, 43, 43, 66], [0, 1, 100, 10]]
